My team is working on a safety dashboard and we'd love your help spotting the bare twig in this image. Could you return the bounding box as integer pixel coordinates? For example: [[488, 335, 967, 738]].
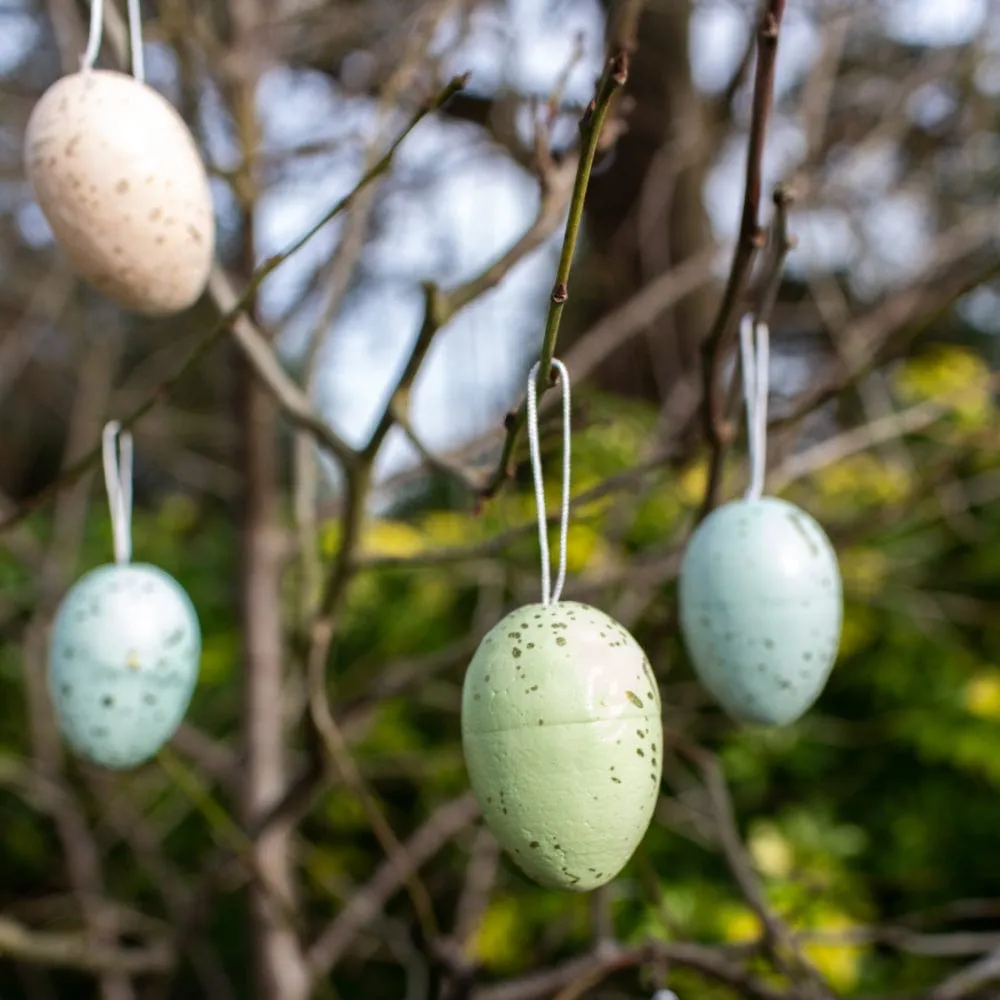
[[209, 269, 356, 467], [0, 75, 469, 536], [470, 940, 789, 1000], [720, 183, 797, 433], [82, 772, 235, 1000], [779, 254, 1000, 432], [453, 825, 501, 948], [563, 248, 718, 385], [667, 738, 834, 999], [293, 0, 461, 617], [927, 947, 1000, 999], [697, 0, 787, 519], [366, 153, 578, 462], [306, 793, 480, 980], [0, 916, 171, 976], [754, 184, 797, 325], [481, 46, 631, 498]]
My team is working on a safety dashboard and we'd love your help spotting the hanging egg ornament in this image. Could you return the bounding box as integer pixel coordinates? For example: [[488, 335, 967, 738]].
[[462, 601, 662, 891], [678, 495, 842, 726], [24, 69, 215, 315], [48, 563, 201, 769]]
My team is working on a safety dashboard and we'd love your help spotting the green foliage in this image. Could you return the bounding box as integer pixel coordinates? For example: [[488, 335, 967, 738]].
[[2, 350, 1000, 998]]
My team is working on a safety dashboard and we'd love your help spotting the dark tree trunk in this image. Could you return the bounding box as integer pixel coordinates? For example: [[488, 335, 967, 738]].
[[562, 0, 719, 402]]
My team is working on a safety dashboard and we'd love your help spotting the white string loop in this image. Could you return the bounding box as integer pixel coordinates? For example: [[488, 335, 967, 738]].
[[81, 0, 104, 72], [126, 0, 145, 83], [102, 421, 134, 565], [526, 358, 572, 606], [81, 0, 145, 82], [739, 314, 771, 501]]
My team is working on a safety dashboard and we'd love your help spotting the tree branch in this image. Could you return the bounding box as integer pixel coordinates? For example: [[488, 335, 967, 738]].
[[0, 916, 172, 976], [667, 738, 834, 999], [697, 0, 786, 519], [0, 74, 469, 535], [306, 793, 480, 980], [480, 46, 631, 498], [927, 947, 1000, 999], [365, 151, 578, 462], [470, 940, 789, 1000]]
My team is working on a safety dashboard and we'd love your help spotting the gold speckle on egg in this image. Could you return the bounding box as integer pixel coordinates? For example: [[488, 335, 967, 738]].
[[126, 650, 141, 670]]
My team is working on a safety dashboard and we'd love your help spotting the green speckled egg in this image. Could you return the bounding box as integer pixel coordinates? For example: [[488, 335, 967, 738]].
[[48, 563, 201, 769], [461, 601, 662, 891], [678, 496, 843, 726]]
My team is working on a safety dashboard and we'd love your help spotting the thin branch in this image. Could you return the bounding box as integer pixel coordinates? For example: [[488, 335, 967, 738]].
[[81, 772, 235, 1000], [296, 455, 446, 957], [754, 183, 797, 325], [306, 793, 480, 980], [209, 269, 356, 467], [452, 825, 501, 948], [306, 656, 442, 952], [927, 947, 1000, 1000], [0, 916, 171, 976], [697, 0, 787, 519], [721, 182, 797, 429], [562, 248, 718, 385], [778, 254, 1000, 433], [0, 74, 469, 536], [797, 926, 1000, 957], [481, 47, 631, 498], [667, 738, 834, 999], [393, 408, 483, 495], [366, 151, 577, 461], [470, 940, 789, 1000], [768, 395, 958, 494]]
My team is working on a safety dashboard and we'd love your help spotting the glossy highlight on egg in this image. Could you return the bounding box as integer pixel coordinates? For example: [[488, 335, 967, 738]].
[[678, 495, 843, 725], [461, 601, 662, 891], [24, 69, 215, 315], [48, 563, 201, 769]]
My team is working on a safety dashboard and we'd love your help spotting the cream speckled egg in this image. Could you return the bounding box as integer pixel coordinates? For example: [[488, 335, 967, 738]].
[[24, 70, 215, 315], [678, 496, 843, 726], [461, 601, 662, 891], [48, 563, 201, 769]]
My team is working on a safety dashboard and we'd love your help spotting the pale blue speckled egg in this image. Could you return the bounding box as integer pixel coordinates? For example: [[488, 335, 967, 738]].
[[48, 563, 201, 769], [678, 496, 842, 725]]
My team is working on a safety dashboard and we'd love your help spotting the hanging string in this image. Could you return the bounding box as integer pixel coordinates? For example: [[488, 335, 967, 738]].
[[81, 0, 105, 72], [102, 421, 134, 565], [126, 0, 145, 83], [526, 358, 572, 606], [81, 0, 145, 82], [739, 314, 771, 501]]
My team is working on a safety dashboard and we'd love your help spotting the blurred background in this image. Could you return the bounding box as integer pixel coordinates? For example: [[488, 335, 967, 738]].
[[2, 0, 1000, 998]]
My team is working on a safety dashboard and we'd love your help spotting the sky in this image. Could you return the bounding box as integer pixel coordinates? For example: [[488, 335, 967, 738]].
[[1, 0, 997, 489]]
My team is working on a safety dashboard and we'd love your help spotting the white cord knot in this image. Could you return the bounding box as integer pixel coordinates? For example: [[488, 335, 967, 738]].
[[102, 421, 134, 565], [526, 358, 572, 606], [739, 314, 770, 501]]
